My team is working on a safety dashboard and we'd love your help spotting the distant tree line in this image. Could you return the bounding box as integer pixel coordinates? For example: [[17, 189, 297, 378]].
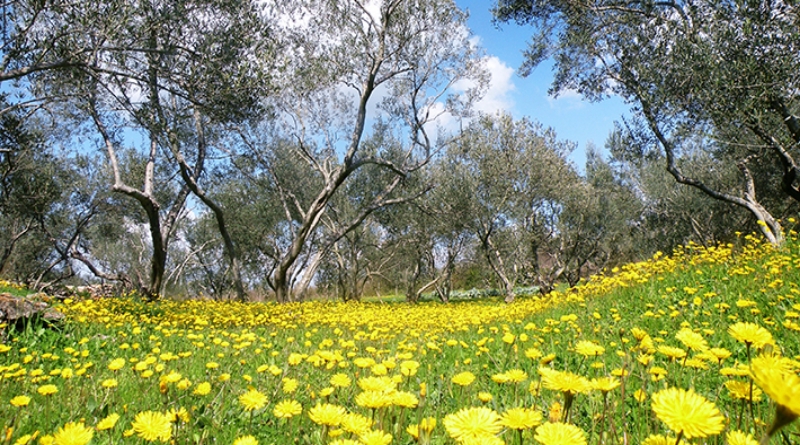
[[0, 0, 796, 302]]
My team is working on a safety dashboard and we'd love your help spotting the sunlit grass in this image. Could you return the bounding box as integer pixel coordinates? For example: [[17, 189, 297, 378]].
[[1, 232, 800, 445]]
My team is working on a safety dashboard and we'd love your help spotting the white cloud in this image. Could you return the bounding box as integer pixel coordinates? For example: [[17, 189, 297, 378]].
[[451, 55, 516, 116], [546, 88, 586, 110], [473, 56, 516, 114]]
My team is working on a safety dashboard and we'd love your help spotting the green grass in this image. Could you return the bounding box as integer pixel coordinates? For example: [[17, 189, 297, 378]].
[[1, 234, 799, 445]]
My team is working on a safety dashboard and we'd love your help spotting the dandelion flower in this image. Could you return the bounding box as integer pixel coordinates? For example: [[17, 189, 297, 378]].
[[193, 382, 211, 396], [391, 391, 419, 408], [591, 377, 620, 393], [675, 328, 708, 351], [641, 434, 676, 445], [540, 370, 591, 395], [728, 322, 774, 349], [168, 407, 190, 423], [329, 441, 358, 445], [37, 385, 58, 396], [443, 406, 502, 442], [131, 410, 173, 442], [232, 436, 258, 445], [478, 391, 493, 403], [10, 395, 31, 407], [357, 376, 395, 392], [726, 430, 758, 445], [273, 399, 302, 418], [574, 341, 605, 357], [504, 369, 528, 383], [340, 412, 372, 435], [107, 358, 126, 371], [282, 378, 298, 394], [419, 417, 436, 432], [460, 436, 505, 445], [657, 346, 687, 361], [724, 380, 762, 402], [53, 422, 93, 445], [101, 378, 118, 389], [525, 348, 543, 359], [308, 403, 346, 426], [750, 354, 800, 425], [533, 422, 587, 445], [96, 413, 120, 431], [355, 390, 392, 409], [239, 389, 268, 411], [452, 371, 476, 386], [501, 407, 543, 430], [358, 430, 392, 445], [651, 387, 725, 439], [13, 434, 35, 445], [330, 373, 351, 388]]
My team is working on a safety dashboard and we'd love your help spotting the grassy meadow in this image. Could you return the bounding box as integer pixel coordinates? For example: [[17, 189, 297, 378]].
[[2, 233, 800, 445]]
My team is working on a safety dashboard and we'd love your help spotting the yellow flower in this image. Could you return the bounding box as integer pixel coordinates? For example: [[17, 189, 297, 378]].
[[708, 347, 732, 362], [419, 417, 436, 432], [675, 328, 708, 351], [232, 435, 258, 445], [131, 411, 173, 442], [391, 391, 419, 408], [329, 440, 359, 445], [101, 378, 118, 389], [358, 430, 392, 445], [533, 422, 587, 445], [308, 403, 346, 426], [728, 322, 774, 349], [273, 399, 302, 418], [282, 378, 298, 394], [37, 385, 58, 396], [96, 413, 120, 431], [355, 391, 392, 409], [477, 391, 493, 403], [750, 354, 800, 419], [657, 346, 687, 361], [724, 380, 762, 402], [399, 360, 419, 376], [591, 377, 620, 393], [239, 389, 268, 411], [406, 424, 420, 440], [53, 422, 93, 445], [14, 434, 36, 445], [10, 395, 31, 407], [193, 382, 211, 396], [540, 369, 591, 395], [451, 371, 476, 386], [443, 406, 502, 442], [168, 407, 190, 423], [330, 373, 351, 388], [651, 387, 725, 439], [574, 340, 605, 357], [357, 376, 395, 392], [726, 430, 758, 445], [501, 407, 543, 430], [641, 434, 676, 445], [107, 358, 126, 371], [340, 412, 372, 435], [504, 369, 528, 383]]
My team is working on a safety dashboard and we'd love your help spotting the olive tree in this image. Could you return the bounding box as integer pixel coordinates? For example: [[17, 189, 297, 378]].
[[240, 0, 485, 302], [494, 0, 800, 244]]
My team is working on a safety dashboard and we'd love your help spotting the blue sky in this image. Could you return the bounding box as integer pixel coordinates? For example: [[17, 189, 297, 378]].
[[454, 0, 632, 168]]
